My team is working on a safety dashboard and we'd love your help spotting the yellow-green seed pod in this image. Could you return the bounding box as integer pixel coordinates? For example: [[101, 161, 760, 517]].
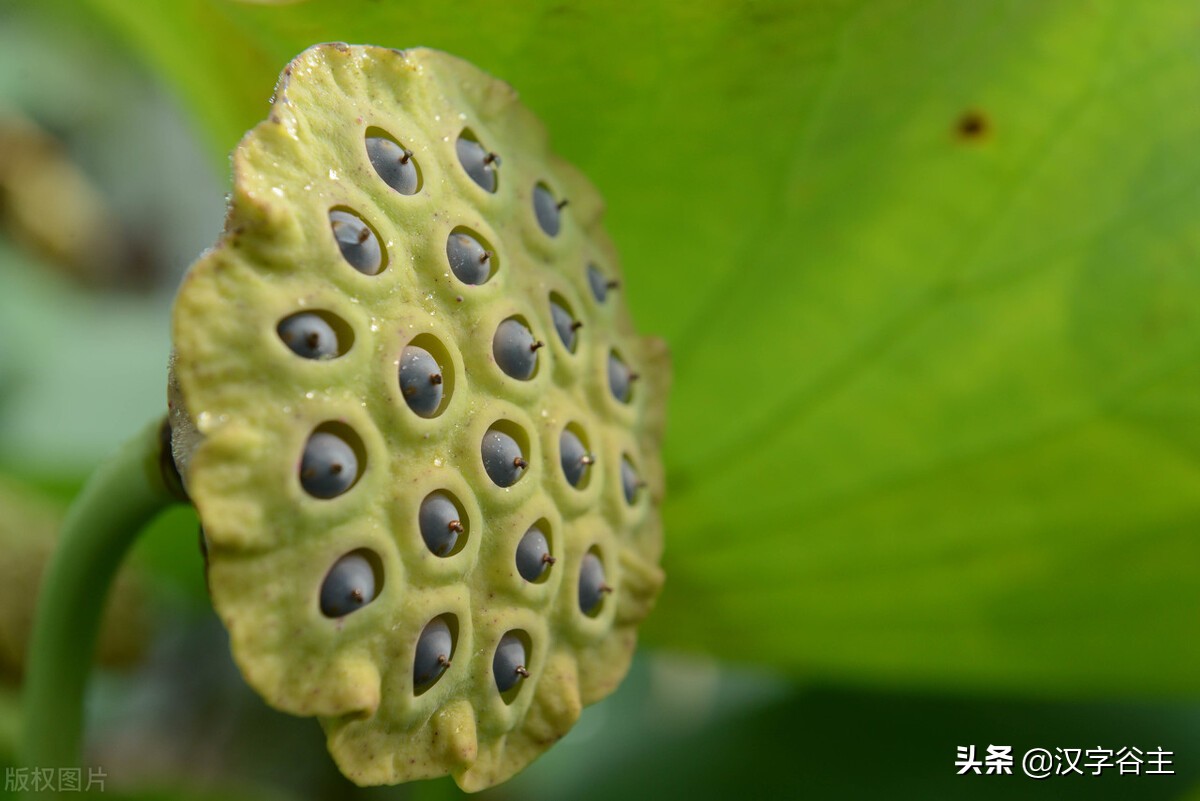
[[168, 43, 668, 792]]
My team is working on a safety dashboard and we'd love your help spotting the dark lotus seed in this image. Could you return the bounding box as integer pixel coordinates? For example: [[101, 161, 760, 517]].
[[559, 428, 591, 487], [300, 431, 359, 499], [578, 551, 609, 616], [446, 231, 492, 285], [481, 427, 526, 487], [533, 183, 561, 236], [456, 134, 498, 192], [329, 210, 382, 275], [366, 136, 419, 195], [320, 552, 377, 618], [550, 299, 579, 352], [493, 318, 540, 380], [608, 351, 634, 403], [587, 264, 610, 303], [277, 312, 338, 359], [413, 617, 454, 688], [515, 525, 553, 582], [419, 491, 462, 557], [399, 345, 444, 417], [492, 632, 529, 693], [621, 457, 641, 504]]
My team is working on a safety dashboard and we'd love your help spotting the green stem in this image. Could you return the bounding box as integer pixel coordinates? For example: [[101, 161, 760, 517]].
[[21, 417, 181, 774]]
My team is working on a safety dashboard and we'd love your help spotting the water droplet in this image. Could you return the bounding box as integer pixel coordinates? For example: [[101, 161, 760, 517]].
[[328, 168, 340, 180]]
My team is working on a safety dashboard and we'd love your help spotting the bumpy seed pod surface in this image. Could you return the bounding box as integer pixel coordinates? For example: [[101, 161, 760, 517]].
[[168, 44, 668, 792]]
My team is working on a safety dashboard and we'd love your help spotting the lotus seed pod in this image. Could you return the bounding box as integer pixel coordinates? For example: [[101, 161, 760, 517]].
[[365, 136, 420, 195], [321, 551, 379, 618], [492, 631, 529, 693], [446, 230, 492, 285], [413, 617, 454, 688], [398, 345, 444, 417], [278, 312, 339, 359], [492, 317, 540, 380], [418, 491, 463, 557], [168, 44, 669, 792], [515, 525, 553, 582]]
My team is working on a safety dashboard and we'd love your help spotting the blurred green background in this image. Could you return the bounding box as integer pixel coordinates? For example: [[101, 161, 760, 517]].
[[0, 0, 1197, 798]]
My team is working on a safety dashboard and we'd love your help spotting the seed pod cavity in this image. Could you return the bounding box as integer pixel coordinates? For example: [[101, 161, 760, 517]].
[[320, 550, 381, 618], [515, 525, 553, 582], [492, 631, 529, 694], [329, 209, 384, 275], [493, 317, 540, 381], [300, 426, 363, 499], [559, 427, 592, 488], [366, 132, 420, 195], [399, 344, 445, 417], [481, 425, 527, 487], [446, 229, 494, 285], [456, 130, 499, 192], [413, 616, 455, 691], [419, 491, 465, 557]]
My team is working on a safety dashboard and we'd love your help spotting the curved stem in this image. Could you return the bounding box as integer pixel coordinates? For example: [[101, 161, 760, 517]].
[[21, 417, 181, 773]]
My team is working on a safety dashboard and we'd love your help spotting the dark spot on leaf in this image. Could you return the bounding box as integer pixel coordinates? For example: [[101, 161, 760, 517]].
[[955, 109, 990, 142]]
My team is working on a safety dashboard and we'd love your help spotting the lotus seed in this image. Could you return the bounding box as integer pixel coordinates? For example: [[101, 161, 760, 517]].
[[399, 345, 444, 417], [366, 136, 419, 195], [515, 525, 553, 582], [329, 210, 383, 275], [446, 230, 492, 285], [456, 133, 498, 192], [419, 491, 463, 557], [492, 632, 529, 693], [277, 312, 339, 359], [549, 298, 580, 352], [533, 183, 562, 236], [320, 551, 377, 618], [578, 551, 609, 616], [559, 428, 592, 488], [413, 617, 454, 689], [481, 427, 527, 487], [300, 430, 359, 499], [621, 457, 641, 505], [608, 351, 636, 404], [493, 318, 541, 380], [587, 264, 617, 303]]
